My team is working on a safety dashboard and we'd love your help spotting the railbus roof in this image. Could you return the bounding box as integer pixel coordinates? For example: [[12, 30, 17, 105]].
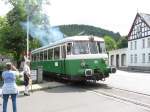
[[31, 36, 104, 54]]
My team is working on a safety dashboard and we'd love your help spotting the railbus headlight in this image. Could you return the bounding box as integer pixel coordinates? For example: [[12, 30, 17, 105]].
[[85, 69, 93, 76]]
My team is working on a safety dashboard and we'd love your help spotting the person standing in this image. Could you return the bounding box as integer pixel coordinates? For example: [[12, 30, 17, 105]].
[[23, 59, 31, 96], [2, 62, 19, 112]]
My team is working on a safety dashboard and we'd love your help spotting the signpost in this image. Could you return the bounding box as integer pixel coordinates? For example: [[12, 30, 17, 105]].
[[31, 70, 37, 82]]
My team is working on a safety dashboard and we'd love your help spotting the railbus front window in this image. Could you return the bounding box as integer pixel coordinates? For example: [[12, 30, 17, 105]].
[[97, 42, 106, 53], [89, 41, 98, 54], [72, 41, 89, 55]]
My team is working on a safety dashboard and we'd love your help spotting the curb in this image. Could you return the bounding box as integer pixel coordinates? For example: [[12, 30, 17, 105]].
[[1, 82, 66, 97], [19, 82, 65, 96]]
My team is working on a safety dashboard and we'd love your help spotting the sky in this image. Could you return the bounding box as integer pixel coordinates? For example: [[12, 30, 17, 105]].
[[1, 0, 150, 36]]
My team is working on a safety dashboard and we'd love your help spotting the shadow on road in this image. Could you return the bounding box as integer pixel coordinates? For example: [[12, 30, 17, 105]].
[[43, 75, 112, 93], [68, 81, 112, 90]]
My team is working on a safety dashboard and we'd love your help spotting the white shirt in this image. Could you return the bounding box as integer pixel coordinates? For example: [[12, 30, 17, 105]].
[[2, 70, 19, 94], [23, 63, 31, 75]]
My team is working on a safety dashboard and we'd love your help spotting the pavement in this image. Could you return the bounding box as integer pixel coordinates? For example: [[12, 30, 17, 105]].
[[0, 81, 65, 96], [103, 70, 150, 95], [21, 81, 65, 92]]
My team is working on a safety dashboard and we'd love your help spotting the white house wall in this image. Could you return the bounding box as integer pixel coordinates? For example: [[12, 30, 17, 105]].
[[128, 36, 150, 67], [109, 48, 128, 68]]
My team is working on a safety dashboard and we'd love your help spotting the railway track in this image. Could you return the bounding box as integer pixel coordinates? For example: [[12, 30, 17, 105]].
[[81, 82, 150, 110], [44, 75, 150, 110]]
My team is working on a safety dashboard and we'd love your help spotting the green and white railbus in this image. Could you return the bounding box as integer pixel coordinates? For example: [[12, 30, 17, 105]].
[[31, 36, 116, 81]]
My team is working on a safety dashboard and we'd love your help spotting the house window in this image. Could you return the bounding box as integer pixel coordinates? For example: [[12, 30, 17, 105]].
[[142, 32, 144, 37], [142, 39, 145, 48], [130, 42, 133, 50], [148, 31, 150, 36], [130, 55, 133, 63], [134, 54, 137, 63], [142, 53, 145, 63], [137, 25, 142, 38], [130, 36, 132, 40], [145, 31, 148, 37], [148, 53, 150, 63], [148, 38, 150, 48], [134, 41, 137, 50]]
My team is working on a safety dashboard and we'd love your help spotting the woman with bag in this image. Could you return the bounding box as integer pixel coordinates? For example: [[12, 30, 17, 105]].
[[2, 62, 19, 112]]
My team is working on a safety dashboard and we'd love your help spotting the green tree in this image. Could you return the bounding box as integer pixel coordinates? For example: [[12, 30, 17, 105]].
[[0, 1, 26, 62], [1, 0, 47, 67], [30, 38, 41, 50], [117, 36, 128, 48], [0, 17, 7, 53], [0, 14, 26, 67], [104, 35, 117, 51], [59, 24, 121, 38]]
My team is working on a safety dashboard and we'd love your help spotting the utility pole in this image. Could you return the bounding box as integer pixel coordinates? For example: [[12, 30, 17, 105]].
[[26, 0, 29, 59]]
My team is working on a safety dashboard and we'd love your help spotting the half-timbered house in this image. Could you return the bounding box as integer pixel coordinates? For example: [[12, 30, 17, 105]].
[[109, 12, 150, 71], [128, 13, 150, 71]]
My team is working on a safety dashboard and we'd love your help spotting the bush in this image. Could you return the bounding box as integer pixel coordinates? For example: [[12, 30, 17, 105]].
[[0, 64, 4, 81], [16, 76, 23, 85], [0, 64, 5, 70]]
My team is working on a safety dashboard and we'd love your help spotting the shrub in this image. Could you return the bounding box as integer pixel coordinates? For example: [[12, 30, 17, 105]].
[[16, 76, 23, 85]]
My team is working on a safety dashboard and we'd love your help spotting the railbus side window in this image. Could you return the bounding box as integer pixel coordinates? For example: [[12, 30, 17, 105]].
[[61, 45, 66, 58], [33, 53, 36, 61], [44, 50, 48, 61], [67, 43, 72, 55], [35, 53, 37, 61], [36, 53, 40, 61], [31, 54, 34, 61], [40, 51, 44, 61], [33, 54, 36, 61], [54, 47, 60, 59], [48, 49, 53, 60]]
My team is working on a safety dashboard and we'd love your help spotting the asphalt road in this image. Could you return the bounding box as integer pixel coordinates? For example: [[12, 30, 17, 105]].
[[1, 85, 150, 112], [103, 70, 150, 95]]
